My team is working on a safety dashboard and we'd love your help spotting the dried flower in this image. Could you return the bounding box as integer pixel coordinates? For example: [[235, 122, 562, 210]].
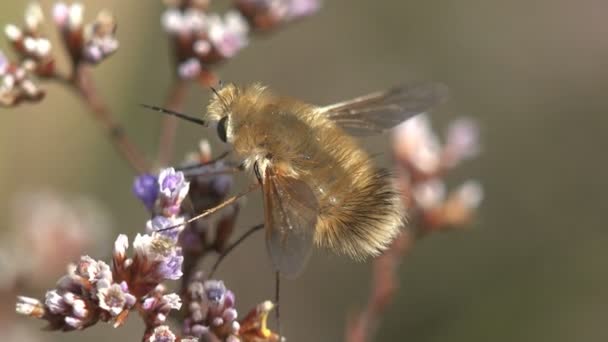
[[97, 282, 136, 317], [148, 325, 176, 342], [0, 56, 45, 106], [239, 301, 281, 342], [141, 285, 182, 327]]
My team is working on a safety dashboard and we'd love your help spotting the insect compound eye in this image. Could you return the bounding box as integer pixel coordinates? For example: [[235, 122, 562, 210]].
[[217, 116, 228, 143]]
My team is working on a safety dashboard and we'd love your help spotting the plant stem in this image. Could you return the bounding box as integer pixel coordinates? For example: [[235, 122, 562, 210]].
[[58, 64, 150, 173]]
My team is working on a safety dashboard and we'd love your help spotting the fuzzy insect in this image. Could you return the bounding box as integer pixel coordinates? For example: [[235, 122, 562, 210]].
[[201, 82, 447, 277]]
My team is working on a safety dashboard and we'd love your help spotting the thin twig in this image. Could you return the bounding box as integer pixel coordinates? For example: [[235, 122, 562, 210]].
[[55, 65, 150, 173], [345, 230, 414, 342], [157, 79, 189, 166]]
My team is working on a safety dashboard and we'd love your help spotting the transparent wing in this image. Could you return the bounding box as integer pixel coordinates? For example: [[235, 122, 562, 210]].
[[262, 166, 318, 278], [321, 82, 448, 136]]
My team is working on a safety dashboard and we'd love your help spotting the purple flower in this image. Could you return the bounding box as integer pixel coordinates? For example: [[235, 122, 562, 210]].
[[132, 233, 184, 281], [159, 249, 184, 280], [133, 173, 159, 210], [158, 168, 190, 216]]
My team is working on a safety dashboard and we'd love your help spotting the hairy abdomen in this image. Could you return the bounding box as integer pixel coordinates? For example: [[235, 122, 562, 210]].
[[307, 127, 405, 260]]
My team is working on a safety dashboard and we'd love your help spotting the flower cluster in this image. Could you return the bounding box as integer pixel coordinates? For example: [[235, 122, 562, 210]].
[[161, 0, 320, 82], [4, 3, 54, 76], [52, 2, 119, 64], [134, 167, 190, 248], [393, 114, 483, 231], [134, 143, 240, 268], [16, 233, 183, 331], [182, 272, 282, 342], [0, 50, 44, 106], [1, 2, 119, 107]]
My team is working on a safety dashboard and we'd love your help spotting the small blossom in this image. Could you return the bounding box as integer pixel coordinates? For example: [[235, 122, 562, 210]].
[[287, 0, 322, 19], [24, 2, 45, 32], [82, 10, 118, 64], [454, 180, 484, 210], [178, 58, 202, 80], [16, 296, 44, 318], [68, 2, 84, 30], [0, 63, 44, 106], [149, 325, 177, 342], [412, 179, 446, 210], [4, 24, 23, 41], [394, 114, 442, 174], [52, 2, 70, 27], [158, 167, 190, 216], [208, 11, 249, 58], [97, 282, 136, 317], [444, 118, 480, 167], [73, 255, 113, 288], [133, 173, 160, 210], [114, 234, 129, 260], [141, 288, 182, 326]]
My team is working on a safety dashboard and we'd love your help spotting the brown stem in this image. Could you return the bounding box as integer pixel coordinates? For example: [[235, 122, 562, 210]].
[[157, 79, 190, 166], [56, 65, 150, 173], [345, 231, 414, 342]]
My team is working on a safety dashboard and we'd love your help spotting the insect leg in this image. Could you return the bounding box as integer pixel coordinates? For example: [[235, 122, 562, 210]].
[[276, 271, 282, 339], [208, 223, 265, 277]]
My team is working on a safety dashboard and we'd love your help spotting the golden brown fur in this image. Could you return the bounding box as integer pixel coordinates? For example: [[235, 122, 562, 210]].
[[206, 84, 404, 260]]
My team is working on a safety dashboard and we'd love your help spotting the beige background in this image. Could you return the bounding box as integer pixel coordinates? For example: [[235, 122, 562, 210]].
[[1, 0, 607, 341]]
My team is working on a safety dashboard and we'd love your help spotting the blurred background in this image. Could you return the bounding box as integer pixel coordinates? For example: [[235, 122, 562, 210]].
[[1, 0, 607, 341]]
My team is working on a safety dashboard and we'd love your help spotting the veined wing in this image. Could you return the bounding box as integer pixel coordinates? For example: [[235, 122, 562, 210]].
[[321, 82, 448, 136], [262, 166, 319, 278]]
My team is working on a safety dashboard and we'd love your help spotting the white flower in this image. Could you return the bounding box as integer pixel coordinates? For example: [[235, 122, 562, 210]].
[[16, 296, 43, 316], [455, 180, 484, 209], [149, 325, 176, 342], [97, 282, 135, 316], [114, 234, 129, 259], [24, 2, 44, 31], [412, 179, 446, 210], [208, 11, 249, 58], [394, 114, 442, 173]]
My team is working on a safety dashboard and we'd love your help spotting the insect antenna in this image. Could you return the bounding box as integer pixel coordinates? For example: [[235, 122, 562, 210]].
[[208, 223, 265, 278], [157, 183, 261, 232], [140, 104, 207, 127]]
